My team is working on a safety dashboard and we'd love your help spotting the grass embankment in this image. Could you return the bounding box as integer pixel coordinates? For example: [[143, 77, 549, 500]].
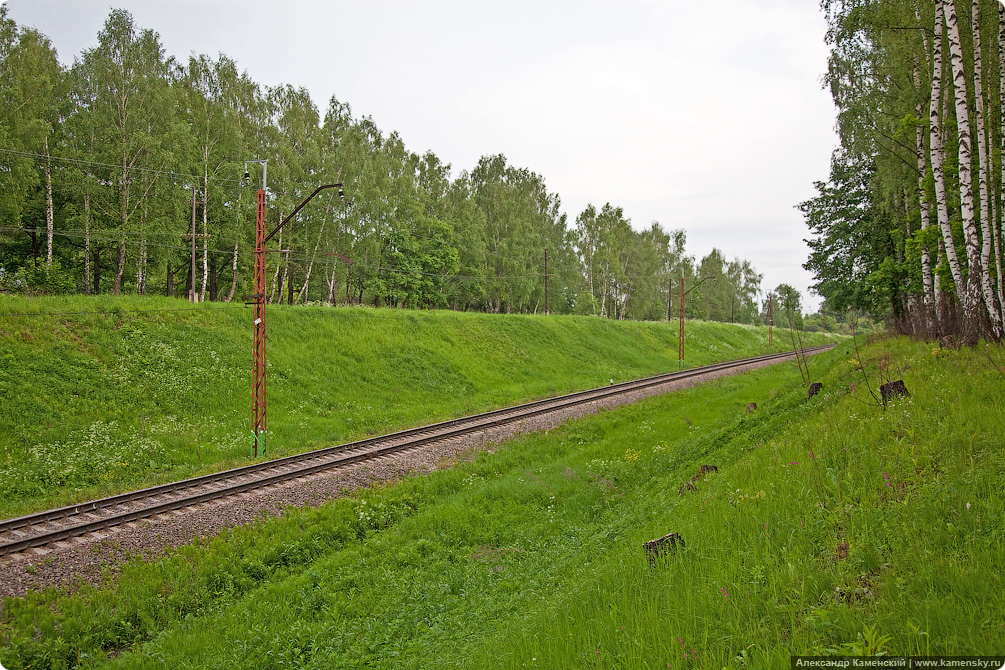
[[1, 337, 1002, 668], [0, 294, 838, 518]]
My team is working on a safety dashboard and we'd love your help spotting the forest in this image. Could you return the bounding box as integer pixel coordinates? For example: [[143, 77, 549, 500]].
[[807, 0, 1005, 342], [0, 7, 783, 324]]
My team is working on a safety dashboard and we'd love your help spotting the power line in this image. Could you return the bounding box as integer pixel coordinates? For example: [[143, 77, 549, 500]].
[[0, 147, 245, 186]]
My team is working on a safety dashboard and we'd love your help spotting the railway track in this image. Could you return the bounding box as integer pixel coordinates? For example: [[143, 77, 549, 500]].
[[0, 345, 834, 557]]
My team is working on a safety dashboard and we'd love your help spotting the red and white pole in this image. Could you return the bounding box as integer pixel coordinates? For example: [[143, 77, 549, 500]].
[[252, 189, 267, 457]]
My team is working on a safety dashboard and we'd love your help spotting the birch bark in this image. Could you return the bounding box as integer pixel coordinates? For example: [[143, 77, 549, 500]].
[[43, 136, 54, 266], [225, 240, 238, 303], [201, 179, 209, 302], [914, 59, 935, 313], [930, 1, 966, 294], [971, 0, 1002, 334], [997, 1, 1005, 315], [84, 190, 91, 295], [945, 0, 987, 338]]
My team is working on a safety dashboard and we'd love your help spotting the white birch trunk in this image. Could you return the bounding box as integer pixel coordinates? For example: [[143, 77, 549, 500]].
[[327, 258, 338, 306], [931, 1, 966, 295], [84, 189, 91, 295], [945, 0, 987, 337], [913, 52, 935, 314], [269, 222, 283, 304], [200, 181, 209, 303], [296, 202, 330, 305], [971, 0, 1003, 334], [225, 240, 238, 303], [997, 1, 1005, 316], [43, 137, 54, 266]]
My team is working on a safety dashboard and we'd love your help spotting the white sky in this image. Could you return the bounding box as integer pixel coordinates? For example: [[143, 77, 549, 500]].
[[5, 0, 838, 312]]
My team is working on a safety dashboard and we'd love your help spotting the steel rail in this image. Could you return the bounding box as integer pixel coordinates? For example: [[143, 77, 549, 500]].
[[0, 345, 833, 556]]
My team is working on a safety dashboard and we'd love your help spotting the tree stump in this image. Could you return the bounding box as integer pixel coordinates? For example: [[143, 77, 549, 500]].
[[808, 382, 822, 398], [644, 532, 685, 565], [879, 380, 910, 403], [699, 464, 718, 475], [745, 402, 757, 414]]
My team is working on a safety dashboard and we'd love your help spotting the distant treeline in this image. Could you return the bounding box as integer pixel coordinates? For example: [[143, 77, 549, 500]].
[[1, 7, 796, 323]]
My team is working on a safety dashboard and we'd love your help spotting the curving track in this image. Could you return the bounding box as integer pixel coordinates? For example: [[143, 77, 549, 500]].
[[0, 346, 833, 557]]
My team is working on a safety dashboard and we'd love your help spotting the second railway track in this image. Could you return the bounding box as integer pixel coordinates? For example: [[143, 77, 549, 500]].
[[0, 346, 834, 557]]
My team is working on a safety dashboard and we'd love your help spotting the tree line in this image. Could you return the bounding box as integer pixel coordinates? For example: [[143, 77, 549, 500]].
[[806, 0, 1005, 342], [1, 7, 783, 323]]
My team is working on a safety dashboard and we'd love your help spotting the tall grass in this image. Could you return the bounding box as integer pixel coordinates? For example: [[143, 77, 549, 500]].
[[1, 337, 1001, 669], [0, 295, 839, 518]]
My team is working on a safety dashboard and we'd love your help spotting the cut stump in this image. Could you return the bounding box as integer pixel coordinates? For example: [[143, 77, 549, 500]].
[[644, 532, 685, 566], [879, 380, 910, 403]]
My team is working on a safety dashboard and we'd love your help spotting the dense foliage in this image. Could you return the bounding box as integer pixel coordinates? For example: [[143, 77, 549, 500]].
[[806, 0, 1005, 341], [0, 8, 773, 322]]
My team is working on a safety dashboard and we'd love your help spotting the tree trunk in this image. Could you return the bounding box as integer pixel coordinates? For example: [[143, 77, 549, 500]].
[[225, 240, 239, 303], [113, 240, 126, 296], [971, 0, 1002, 335], [167, 261, 174, 297], [209, 255, 218, 301], [269, 222, 283, 304], [84, 190, 91, 295], [136, 236, 147, 295], [945, 0, 985, 340], [992, 0, 1000, 317], [296, 202, 330, 305], [92, 247, 101, 295], [327, 259, 337, 306], [43, 137, 54, 266], [199, 177, 209, 303], [931, 1, 966, 296], [913, 21, 935, 324]]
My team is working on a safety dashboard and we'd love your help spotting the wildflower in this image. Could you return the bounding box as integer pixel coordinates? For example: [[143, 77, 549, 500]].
[[883, 472, 891, 487], [966, 502, 971, 510]]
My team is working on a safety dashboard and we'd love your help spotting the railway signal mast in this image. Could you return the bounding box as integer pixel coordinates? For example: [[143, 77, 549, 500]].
[[678, 272, 716, 369], [245, 159, 344, 457]]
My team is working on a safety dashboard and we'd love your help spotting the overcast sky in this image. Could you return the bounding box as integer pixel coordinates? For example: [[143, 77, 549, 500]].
[[5, 0, 838, 312]]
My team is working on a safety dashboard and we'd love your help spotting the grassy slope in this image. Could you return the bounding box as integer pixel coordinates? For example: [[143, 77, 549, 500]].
[[0, 295, 838, 518], [1, 337, 1002, 669]]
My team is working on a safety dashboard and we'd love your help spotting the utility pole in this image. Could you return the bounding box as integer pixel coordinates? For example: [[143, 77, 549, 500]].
[[181, 188, 209, 303], [248, 161, 268, 457], [246, 156, 343, 458]]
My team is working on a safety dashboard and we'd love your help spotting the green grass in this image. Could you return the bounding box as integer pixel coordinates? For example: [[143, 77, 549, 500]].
[[0, 294, 838, 518], [1, 336, 1001, 669]]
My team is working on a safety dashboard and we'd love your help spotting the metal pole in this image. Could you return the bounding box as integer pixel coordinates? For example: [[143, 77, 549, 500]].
[[253, 188, 267, 457]]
